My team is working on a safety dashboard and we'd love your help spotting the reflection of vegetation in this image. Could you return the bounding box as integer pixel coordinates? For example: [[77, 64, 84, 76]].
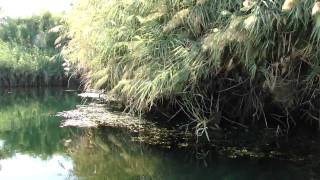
[[70, 129, 307, 180], [70, 129, 161, 179], [0, 89, 80, 159]]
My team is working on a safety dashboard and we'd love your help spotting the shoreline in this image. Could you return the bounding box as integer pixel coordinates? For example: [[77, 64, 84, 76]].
[[56, 92, 320, 169]]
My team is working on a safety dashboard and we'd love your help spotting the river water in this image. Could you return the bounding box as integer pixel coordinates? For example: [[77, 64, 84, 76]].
[[0, 89, 311, 179]]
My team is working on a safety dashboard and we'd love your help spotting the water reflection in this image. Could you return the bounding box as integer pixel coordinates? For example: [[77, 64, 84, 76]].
[[0, 89, 311, 179], [70, 129, 164, 179], [0, 89, 80, 158], [70, 129, 307, 180], [0, 154, 73, 180], [0, 89, 80, 179]]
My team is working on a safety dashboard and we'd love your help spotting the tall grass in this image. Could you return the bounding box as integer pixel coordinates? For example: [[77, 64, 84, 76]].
[[0, 12, 67, 87], [64, 0, 320, 136]]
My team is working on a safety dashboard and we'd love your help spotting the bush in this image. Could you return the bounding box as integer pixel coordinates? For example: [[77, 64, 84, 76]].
[[0, 12, 66, 87]]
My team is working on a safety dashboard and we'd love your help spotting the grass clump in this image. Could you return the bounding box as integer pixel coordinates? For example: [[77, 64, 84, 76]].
[[64, 0, 320, 137]]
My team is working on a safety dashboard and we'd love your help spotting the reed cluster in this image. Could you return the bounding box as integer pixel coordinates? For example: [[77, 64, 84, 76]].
[[64, 0, 320, 136]]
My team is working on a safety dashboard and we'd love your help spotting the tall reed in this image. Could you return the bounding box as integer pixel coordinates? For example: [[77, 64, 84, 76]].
[[64, 0, 320, 136]]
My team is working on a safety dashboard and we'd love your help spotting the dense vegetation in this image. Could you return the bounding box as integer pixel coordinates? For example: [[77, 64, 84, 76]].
[[63, 0, 320, 137], [0, 13, 67, 87]]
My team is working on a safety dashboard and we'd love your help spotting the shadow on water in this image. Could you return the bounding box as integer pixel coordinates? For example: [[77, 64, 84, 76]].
[[0, 88, 313, 179]]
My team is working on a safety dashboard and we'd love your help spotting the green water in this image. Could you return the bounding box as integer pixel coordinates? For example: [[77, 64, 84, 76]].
[[0, 89, 310, 179]]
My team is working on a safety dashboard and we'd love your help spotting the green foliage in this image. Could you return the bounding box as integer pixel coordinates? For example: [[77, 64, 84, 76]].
[[0, 12, 66, 87], [64, 0, 320, 134]]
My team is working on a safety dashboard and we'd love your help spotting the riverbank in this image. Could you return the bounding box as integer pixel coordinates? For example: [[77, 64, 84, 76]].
[[56, 92, 320, 171]]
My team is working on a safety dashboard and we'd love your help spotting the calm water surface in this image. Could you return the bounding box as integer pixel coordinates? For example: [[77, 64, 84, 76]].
[[0, 89, 310, 179]]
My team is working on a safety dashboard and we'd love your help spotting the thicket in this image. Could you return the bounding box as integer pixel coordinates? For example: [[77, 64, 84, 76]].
[[0, 12, 67, 87], [64, 0, 320, 137]]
